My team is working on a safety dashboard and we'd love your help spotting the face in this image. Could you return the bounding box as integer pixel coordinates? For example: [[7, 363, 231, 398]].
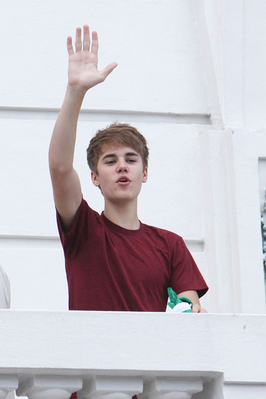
[[91, 144, 148, 204]]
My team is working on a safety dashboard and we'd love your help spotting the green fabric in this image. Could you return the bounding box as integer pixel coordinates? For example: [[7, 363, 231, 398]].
[[167, 287, 193, 312]]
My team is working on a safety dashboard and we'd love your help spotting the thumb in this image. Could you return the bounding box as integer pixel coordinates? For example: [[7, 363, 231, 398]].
[[100, 62, 118, 80]]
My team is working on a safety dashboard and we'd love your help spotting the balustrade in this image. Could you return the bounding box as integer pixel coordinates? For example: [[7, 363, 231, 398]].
[[3, 375, 204, 399], [1, 310, 266, 399]]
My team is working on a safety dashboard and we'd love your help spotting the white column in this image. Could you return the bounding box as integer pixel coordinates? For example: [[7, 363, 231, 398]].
[[199, 129, 242, 313], [0, 375, 18, 399], [16, 375, 83, 399], [77, 376, 143, 399], [139, 377, 203, 399]]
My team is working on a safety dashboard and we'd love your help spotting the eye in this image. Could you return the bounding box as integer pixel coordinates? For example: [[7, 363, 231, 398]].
[[127, 158, 137, 163], [105, 160, 115, 165]]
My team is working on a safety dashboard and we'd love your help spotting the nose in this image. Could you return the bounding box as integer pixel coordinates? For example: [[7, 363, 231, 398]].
[[117, 158, 128, 173]]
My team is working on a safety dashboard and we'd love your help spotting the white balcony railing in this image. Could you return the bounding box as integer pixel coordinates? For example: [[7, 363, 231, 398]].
[[0, 311, 266, 399]]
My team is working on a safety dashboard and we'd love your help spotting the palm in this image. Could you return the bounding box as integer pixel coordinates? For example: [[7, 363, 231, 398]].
[[67, 25, 117, 90], [68, 50, 99, 88]]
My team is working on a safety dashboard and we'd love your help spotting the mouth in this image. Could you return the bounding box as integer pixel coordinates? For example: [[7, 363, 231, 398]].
[[116, 177, 131, 184]]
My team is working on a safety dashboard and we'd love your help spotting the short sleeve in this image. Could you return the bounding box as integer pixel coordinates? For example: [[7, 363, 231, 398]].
[[56, 198, 99, 260], [170, 237, 208, 298]]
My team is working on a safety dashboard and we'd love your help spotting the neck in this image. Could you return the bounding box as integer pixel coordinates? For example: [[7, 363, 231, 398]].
[[103, 200, 140, 230]]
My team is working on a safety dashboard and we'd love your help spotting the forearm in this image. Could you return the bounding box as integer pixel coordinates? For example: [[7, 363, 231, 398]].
[[49, 85, 86, 173]]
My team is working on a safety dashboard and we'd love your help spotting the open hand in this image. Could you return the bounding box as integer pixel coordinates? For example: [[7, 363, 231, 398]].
[[67, 25, 117, 91]]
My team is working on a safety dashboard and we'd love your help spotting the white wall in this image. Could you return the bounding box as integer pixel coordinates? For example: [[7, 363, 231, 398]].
[[0, 0, 265, 314]]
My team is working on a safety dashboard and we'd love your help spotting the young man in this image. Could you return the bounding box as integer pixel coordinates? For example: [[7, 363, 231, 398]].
[[49, 25, 208, 313]]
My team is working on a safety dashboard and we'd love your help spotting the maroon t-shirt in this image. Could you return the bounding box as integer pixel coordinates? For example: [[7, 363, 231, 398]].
[[57, 199, 208, 312]]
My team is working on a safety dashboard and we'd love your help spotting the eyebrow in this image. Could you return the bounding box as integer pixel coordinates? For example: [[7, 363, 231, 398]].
[[101, 152, 139, 161]]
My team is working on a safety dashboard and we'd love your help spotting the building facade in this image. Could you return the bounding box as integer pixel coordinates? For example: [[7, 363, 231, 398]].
[[0, 1, 266, 397]]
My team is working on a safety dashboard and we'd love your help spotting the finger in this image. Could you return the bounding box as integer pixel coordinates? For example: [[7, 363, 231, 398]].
[[83, 24, 90, 51], [192, 304, 201, 313], [100, 62, 118, 80], [67, 36, 74, 56], [75, 27, 82, 52], [91, 31, 99, 57]]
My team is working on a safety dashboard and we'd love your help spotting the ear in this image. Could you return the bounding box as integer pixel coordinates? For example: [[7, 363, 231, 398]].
[[142, 167, 148, 183], [91, 171, 100, 187]]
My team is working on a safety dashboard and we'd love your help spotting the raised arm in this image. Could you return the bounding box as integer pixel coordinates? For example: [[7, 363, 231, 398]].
[[49, 25, 117, 231]]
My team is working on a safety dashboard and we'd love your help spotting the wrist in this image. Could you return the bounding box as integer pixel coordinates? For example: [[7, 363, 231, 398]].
[[63, 84, 88, 111], [66, 83, 88, 98]]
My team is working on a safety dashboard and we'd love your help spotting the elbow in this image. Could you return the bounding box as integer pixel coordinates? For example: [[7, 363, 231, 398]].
[[49, 157, 72, 178], [48, 146, 72, 176], [49, 162, 73, 178]]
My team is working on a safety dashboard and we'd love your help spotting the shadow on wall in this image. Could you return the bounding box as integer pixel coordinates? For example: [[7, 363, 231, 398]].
[[0, 264, 11, 309]]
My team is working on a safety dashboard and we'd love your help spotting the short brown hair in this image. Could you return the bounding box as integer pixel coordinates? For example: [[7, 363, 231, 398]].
[[87, 123, 149, 173]]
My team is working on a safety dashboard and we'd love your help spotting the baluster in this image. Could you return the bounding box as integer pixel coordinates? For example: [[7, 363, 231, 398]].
[[139, 377, 203, 399], [77, 376, 143, 399], [16, 375, 83, 399], [0, 375, 18, 399]]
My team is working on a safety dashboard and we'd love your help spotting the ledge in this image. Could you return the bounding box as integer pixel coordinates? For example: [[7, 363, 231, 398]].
[[0, 310, 265, 384]]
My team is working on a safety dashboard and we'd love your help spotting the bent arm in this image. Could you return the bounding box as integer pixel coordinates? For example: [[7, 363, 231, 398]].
[[49, 25, 117, 231]]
